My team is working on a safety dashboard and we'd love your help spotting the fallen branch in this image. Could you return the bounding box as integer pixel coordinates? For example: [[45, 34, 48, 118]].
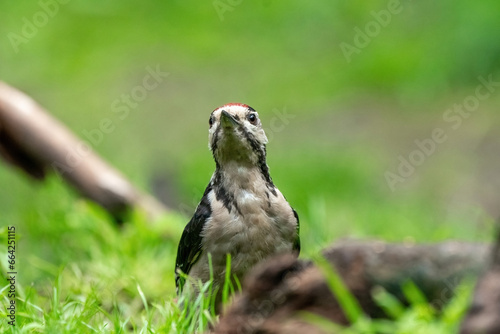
[[214, 240, 489, 334], [0, 81, 167, 221]]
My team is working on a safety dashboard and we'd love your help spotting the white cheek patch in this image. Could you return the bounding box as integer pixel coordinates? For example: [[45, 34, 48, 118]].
[[260, 129, 268, 144]]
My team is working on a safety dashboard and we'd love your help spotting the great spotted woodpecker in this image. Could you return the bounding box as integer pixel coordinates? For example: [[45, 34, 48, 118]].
[[175, 103, 300, 297]]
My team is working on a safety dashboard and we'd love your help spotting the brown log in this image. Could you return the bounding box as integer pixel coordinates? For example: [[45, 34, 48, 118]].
[[0, 81, 167, 221], [214, 240, 489, 334]]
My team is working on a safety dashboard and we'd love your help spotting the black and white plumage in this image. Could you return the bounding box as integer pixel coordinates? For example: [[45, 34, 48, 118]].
[[175, 103, 300, 295]]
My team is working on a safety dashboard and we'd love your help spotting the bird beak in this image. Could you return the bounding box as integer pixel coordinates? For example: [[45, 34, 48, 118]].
[[220, 110, 239, 128]]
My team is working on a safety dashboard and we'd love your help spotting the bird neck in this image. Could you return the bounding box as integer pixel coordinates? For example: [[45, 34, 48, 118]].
[[213, 141, 273, 186], [212, 161, 276, 215], [215, 160, 270, 189]]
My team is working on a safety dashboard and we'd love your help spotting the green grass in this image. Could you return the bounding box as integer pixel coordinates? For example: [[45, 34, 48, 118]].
[[0, 176, 223, 333], [0, 174, 484, 333]]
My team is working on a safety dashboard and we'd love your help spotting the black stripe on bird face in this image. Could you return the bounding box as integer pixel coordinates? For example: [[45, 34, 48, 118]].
[[211, 125, 221, 158], [238, 126, 277, 195], [209, 113, 215, 128]]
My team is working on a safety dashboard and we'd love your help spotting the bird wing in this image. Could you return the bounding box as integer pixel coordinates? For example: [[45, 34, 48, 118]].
[[175, 184, 212, 293], [292, 208, 300, 254]]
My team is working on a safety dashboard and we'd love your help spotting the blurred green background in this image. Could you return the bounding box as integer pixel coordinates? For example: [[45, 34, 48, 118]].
[[1, 0, 500, 330]]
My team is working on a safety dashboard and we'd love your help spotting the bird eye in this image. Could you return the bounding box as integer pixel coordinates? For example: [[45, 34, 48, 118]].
[[247, 113, 258, 125], [209, 116, 214, 127]]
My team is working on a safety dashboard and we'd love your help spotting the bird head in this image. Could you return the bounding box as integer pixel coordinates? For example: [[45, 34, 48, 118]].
[[208, 103, 268, 166]]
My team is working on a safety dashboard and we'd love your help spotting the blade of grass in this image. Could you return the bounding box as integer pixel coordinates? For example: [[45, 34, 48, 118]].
[[372, 286, 405, 319], [313, 254, 365, 323], [402, 280, 428, 306], [222, 253, 232, 304], [137, 283, 149, 314]]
